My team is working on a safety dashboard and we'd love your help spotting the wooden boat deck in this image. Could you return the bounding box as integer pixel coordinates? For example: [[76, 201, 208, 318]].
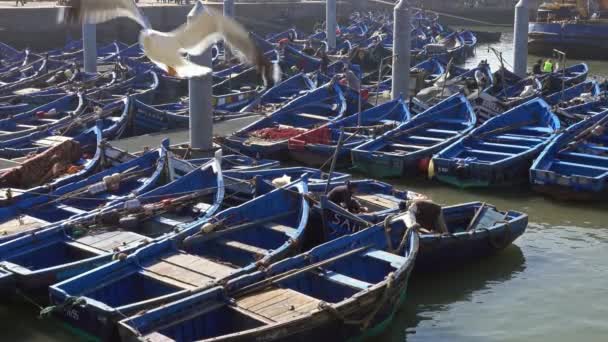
[[33, 135, 71, 148], [74, 231, 147, 253], [0, 215, 49, 235], [355, 194, 398, 210], [143, 253, 237, 290], [235, 287, 321, 323]]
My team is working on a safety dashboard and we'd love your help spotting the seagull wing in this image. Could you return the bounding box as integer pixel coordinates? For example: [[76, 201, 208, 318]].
[[172, 9, 281, 84], [172, 8, 256, 64], [57, 0, 150, 29]]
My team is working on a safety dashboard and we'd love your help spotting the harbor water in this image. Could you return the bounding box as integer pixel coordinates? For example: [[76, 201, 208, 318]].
[[3, 28, 608, 342]]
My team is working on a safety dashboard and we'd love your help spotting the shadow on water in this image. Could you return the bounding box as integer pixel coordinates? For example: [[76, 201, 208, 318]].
[[380, 245, 526, 342]]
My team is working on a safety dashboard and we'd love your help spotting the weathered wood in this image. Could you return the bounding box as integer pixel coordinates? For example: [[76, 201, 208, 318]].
[[236, 288, 320, 322], [33, 135, 71, 148], [262, 222, 297, 236], [0, 215, 49, 235], [217, 239, 267, 256], [355, 194, 398, 209]]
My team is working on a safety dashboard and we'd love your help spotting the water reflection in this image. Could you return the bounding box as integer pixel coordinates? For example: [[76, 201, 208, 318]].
[[381, 245, 525, 341]]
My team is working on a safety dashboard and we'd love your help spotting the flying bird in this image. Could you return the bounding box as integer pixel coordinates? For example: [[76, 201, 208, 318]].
[[57, 0, 280, 84]]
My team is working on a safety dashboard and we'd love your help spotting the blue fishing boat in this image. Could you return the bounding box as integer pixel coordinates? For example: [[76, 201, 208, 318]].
[[239, 72, 316, 114], [287, 98, 411, 167], [529, 2, 608, 60], [561, 95, 608, 125], [49, 178, 310, 340], [474, 75, 543, 121], [319, 198, 527, 272], [544, 80, 600, 106], [87, 70, 159, 104], [0, 141, 172, 240], [459, 30, 478, 57], [531, 109, 608, 200], [223, 166, 350, 203], [363, 58, 445, 93], [185, 154, 280, 171], [309, 179, 423, 242], [432, 98, 561, 188], [539, 63, 589, 93], [413, 61, 493, 113], [0, 93, 86, 142], [116, 213, 418, 342], [352, 94, 476, 178], [0, 159, 223, 296], [220, 81, 347, 159]]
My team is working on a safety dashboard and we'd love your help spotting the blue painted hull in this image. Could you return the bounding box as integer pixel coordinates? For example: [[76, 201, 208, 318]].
[[529, 22, 608, 59]]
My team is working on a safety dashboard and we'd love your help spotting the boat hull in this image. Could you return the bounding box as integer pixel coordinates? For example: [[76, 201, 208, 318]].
[[529, 22, 608, 60]]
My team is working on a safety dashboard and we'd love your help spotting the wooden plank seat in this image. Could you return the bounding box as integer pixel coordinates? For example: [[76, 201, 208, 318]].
[[236, 287, 321, 323], [355, 194, 398, 209], [559, 151, 608, 163], [33, 135, 72, 148], [295, 113, 331, 121], [144, 253, 237, 290], [0, 215, 49, 236], [552, 160, 608, 172], [363, 249, 406, 268], [318, 269, 372, 291], [74, 231, 146, 252], [493, 134, 544, 143], [424, 128, 459, 135], [475, 141, 530, 150], [262, 222, 297, 236], [216, 239, 268, 256], [465, 149, 515, 157], [408, 135, 445, 143], [391, 143, 426, 150]]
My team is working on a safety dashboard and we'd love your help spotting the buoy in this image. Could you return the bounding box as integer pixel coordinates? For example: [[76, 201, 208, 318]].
[[427, 158, 436, 179]]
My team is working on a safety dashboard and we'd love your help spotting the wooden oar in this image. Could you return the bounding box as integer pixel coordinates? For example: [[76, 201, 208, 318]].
[[232, 245, 372, 298]]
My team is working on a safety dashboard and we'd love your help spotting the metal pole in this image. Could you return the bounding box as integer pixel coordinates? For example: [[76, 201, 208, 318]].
[[188, 1, 214, 152], [324, 129, 344, 195], [512, 0, 529, 78], [223, 0, 235, 62], [326, 0, 337, 50], [82, 23, 97, 74], [391, 0, 411, 100]]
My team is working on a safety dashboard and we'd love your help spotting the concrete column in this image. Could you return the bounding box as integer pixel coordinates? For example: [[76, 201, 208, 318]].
[[513, 0, 530, 78], [82, 23, 97, 74], [223, 0, 235, 62], [326, 0, 337, 50], [188, 1, 214, 151], [391, 0, 411, 100]]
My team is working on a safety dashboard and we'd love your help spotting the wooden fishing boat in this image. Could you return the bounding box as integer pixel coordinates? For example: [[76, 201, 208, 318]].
[[219, 81, 347, 159], [87, 70, 159, 104], [0, 141, 172, 240], [0, 93, 86, 142], [287, 98, 411, 167], [538, 63, 588, 93], [186, 154, 280, 171], [459, 30, 478, 57], [352, 94, 476, 178], [432, 98, 561, 188], [49, 178, 310, 340], [530, 110, 608, 200], [309, 179, 424, 242], [223, 166, 350, 203], [362, 58, 446, 93], [560, 95, 608, 125], [417, 32, 466, 64], [474, 75, 543, 121], [117, 212, 418, 342], [543, 80, 600, 107], [239, 72, 316, 114], [0, 158, 223, 297], [413, 61, 493, 113], [319, 198, 527, 272], [0, 58, 68, 94], [0, 98, 132, 151]]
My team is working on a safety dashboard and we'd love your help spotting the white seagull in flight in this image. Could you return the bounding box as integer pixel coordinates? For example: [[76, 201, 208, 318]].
[[57, 0, 280, 84]]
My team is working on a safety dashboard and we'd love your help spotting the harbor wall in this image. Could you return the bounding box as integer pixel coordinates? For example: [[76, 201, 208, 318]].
[[0, 1, 355, 51]]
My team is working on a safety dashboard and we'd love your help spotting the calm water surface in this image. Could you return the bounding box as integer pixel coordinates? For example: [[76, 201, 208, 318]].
[[4, 27, 608, 341]]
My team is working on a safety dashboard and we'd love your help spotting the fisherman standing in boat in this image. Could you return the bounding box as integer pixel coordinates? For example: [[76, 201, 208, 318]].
[[543, 59, 555, 73], [328, 181, 368, 214], [533, 59, 543, 75], [399, 199, 449, 234], [341, 64, 361, 92]]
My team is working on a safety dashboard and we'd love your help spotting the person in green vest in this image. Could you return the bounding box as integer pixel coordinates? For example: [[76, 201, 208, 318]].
[[543, 59, 554, 73]]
